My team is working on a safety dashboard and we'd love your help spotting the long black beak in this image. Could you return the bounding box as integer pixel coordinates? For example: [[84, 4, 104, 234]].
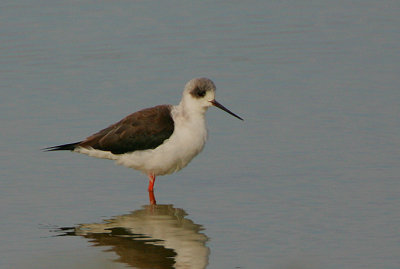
[[210, 100, 244, 121]]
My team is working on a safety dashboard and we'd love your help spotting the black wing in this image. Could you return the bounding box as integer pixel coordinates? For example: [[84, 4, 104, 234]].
[[44, 105, 174, 154]]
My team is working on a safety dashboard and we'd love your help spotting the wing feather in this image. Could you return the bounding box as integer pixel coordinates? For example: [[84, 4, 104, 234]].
[[78, 105, 174, 154]]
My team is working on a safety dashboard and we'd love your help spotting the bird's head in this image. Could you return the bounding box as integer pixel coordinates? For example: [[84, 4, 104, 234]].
[[181, 77, 243, 120]]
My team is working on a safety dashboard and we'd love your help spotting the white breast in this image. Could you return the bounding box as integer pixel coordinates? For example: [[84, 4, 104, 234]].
[[114, 106, 208, 175]]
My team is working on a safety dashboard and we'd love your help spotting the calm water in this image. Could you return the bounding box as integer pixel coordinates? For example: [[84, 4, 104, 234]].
[[1, 1, 400, 268]]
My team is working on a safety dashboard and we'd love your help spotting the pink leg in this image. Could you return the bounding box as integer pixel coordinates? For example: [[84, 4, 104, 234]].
[[148, 173, 156, 192], [148, 190, 156, 205]]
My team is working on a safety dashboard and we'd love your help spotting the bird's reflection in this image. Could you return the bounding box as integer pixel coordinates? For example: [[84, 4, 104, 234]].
[[56, 201, 209, 269]]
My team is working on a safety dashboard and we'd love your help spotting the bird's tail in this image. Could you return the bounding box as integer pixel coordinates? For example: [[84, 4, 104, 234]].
[[42, 142, 81, 152]]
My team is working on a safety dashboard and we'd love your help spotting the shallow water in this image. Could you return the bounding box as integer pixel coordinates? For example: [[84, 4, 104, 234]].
[[1, 1, 400, 268]]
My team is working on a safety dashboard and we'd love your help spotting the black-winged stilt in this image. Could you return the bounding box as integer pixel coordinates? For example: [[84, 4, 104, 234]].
[[44, 78, 243, 197]]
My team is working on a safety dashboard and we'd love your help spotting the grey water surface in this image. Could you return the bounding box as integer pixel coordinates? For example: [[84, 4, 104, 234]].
[[1, 1, 400, 268]]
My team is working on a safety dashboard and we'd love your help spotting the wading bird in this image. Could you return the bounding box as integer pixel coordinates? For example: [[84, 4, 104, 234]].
[[44, 78, 243, 200]]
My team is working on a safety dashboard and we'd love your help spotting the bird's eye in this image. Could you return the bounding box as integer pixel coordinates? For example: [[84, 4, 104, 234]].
[[196, 89, 206, 97], [190, 87, 207, 98]]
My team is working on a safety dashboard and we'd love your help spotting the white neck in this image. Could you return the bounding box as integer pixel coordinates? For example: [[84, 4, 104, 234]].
[[176, 98, 208, 121]]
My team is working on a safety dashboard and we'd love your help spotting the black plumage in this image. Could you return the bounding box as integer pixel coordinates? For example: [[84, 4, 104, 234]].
[[44, 105, 174, 155]]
